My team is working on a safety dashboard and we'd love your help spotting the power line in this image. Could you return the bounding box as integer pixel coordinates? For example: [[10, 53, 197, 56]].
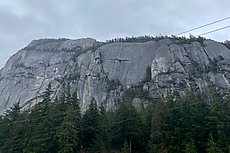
[[196, 25, 230, 36], [175, 16, 230, 35]]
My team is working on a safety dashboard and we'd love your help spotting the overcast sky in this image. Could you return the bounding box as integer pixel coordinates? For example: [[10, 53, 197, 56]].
[[0, 0, 230, 69]]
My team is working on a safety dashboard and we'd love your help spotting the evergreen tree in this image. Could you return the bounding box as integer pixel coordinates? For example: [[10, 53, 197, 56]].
[[1, 103, 25, 153], [95, 105, 113, 152], [148, 92, 209, 153], [22, 83, 57, 153], [148, 99, 167, 153], [42, 82, 52, 105], [70, 91, 81, 116], [56, 106, 79, 153], [81, 99, 101, 151], [206, 136, 223, 153], [121, 140, 130, 153], [113, 101, 144, 153], [0, 83, 230, 152], [184, 140, 198, 153], [182, 92, 209, 152], [208, 87, 228, 152]]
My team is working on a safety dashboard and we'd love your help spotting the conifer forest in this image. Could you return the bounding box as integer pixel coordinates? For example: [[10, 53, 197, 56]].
[[0, 83, 230, 153]]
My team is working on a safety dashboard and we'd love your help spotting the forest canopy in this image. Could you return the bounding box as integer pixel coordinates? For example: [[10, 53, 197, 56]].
[[0, 84, 229, 153]]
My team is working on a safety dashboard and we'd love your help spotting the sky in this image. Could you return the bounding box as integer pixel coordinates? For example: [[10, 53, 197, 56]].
[[0, 0, 230, 69]]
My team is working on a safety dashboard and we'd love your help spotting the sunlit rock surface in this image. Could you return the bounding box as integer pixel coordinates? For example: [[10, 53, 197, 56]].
[[0, 38, 230, 113]]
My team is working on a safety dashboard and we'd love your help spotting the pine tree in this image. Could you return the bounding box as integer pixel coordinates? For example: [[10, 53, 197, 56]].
[[1, 103, 24, 153], [113, 101, 144, 152], [120, 140, 130, 153], [95, 105, 112, 152], [206, 136, 223, 153], [182, 92, 209, 152], [57, 106, 79, 153], [148, 99, 167, 153], [22, 83, 56, 153], [81, 99, 101, 151], [184, 141, 198, 153], [71, 91, 81, 116], [148, 92, 209, 152], [208, 87, 228, 152], [42, 82, 52, 104]]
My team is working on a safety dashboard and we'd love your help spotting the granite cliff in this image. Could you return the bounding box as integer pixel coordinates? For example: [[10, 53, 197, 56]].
[[0, 37, 230, 113]]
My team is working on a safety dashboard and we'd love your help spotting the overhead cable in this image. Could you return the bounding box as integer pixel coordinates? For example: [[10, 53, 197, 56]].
[[175, 16, 230, 35], [196, 25, 230, 36]]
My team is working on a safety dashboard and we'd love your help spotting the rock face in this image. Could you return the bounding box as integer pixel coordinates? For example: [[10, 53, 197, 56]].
[[0, 37, 230, 113]]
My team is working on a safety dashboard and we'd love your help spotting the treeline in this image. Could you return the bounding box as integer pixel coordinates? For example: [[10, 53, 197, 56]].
[[106, 35, 207, 46], [0, 84, 230, 153]]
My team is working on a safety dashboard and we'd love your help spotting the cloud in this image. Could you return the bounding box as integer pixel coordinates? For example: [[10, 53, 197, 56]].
[[0, 0, 230, 68]]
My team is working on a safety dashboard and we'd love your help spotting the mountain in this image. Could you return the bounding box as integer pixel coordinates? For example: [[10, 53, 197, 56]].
[[0, 36, 230, 113]]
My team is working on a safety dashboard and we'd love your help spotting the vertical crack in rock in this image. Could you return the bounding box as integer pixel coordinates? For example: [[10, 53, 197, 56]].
[[4, 95, 10, 109], [0, 38, 230, 113]]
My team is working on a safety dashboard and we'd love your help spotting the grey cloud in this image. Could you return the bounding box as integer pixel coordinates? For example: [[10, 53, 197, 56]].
[[0, 0, 230, 68]]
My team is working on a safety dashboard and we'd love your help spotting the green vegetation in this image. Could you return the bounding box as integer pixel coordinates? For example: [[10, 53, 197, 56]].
[[106, 35, 207, 46], [0, 85, 230, 153]]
